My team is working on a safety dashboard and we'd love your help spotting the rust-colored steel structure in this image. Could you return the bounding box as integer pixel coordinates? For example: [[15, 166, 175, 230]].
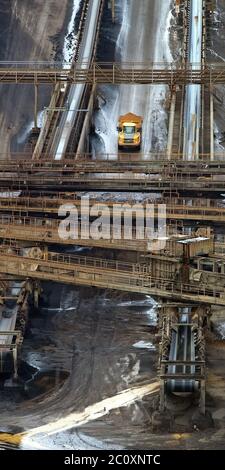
[[0, 194, 225, 223], [1, 62, 225, 85], [0, 247, 225, 305]]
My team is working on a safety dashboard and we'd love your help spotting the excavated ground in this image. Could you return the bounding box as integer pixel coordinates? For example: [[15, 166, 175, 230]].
[[0, 0, 71, 155], [0, 0, 225, 451]]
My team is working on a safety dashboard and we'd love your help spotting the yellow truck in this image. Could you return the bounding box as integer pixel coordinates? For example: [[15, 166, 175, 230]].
[[117, 113, 143, 151]]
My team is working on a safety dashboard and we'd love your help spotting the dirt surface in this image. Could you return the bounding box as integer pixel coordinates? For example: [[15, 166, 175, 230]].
[[0, 0, 71, 155], [2, 289, 225, 449], [1, 0, 225, 451], [0, 285, 158, 445]]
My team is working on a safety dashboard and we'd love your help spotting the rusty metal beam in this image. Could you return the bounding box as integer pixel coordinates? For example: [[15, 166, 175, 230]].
[[0, 154, 225, 191], [0, 248, 224, 305], [0, 173, 225, 192], [0, 215, 150, 252], [1, 154, 225, 168], [0, 194, 225, 223], [1, 63, 225, 84], [0, 214, 215, 255]]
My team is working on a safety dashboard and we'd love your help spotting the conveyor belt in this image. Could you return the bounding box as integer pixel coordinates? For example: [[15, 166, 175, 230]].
[[166, 312, 198, 393]]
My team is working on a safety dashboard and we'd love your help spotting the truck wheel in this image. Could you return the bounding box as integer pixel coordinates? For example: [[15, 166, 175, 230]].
[[136, 144, 141, 151]]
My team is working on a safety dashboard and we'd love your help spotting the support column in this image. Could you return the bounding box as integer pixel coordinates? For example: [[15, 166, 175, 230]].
[[34, 284, 39, 309], [196, 126, 200, 161], [221, 262, 225, 275], [159, 379, 165, 411], [159, 361, 166, 412], [213, 260, 218, 273], [210, 87, 214, 161], [13, 346, 18, 380], [167, 89, 176, 160], [34, 84, 38, 129], [43, 245, 48, 261]]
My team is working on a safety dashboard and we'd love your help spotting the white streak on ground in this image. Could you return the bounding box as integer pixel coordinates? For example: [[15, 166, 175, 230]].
[[22, 381, 159, 445]]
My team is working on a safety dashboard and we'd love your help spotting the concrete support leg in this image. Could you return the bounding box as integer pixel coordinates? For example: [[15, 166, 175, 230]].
[[167, 91, 176, 160]]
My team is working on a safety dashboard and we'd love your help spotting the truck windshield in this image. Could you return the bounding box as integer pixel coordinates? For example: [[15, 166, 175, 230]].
[[123, 126, 135, 134]]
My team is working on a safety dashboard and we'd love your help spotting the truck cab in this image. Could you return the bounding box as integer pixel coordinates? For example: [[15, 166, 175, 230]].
[[117, 113, 143, 151]]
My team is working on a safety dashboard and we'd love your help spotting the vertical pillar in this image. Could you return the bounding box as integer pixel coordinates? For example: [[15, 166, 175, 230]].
[[159, 365, 166, 412], [210, 87, 214, 161], [44, 245, 48, 261], [167, 89, 176, 160], [221, 262, 225, 275], [159, 379, 165, 411], [34, 285, 39, 309], [196, 126, 200, 161], [34, 84, 38, 129], [13, 346, 18, 380]]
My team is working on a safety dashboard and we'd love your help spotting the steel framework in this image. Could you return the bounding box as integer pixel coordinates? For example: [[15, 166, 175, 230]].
[[0, 247, 225, 305], [0, 62, 225, 85]]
